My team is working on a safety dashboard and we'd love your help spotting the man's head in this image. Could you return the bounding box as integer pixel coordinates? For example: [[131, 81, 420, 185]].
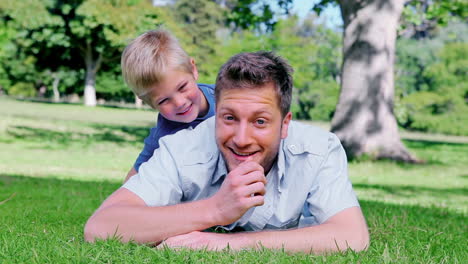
[[215, 51, 294, 173], [122, 29, 206, 123]]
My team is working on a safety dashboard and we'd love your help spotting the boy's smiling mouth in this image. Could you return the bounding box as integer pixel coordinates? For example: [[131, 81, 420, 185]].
[[177, 104, 193, 115]]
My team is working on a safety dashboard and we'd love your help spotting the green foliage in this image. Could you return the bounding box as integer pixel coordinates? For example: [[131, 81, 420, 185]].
[[95, 70, 134, 102], [171, 0, 224, 78], [212, 15, 341, 121], [396, 40, 468, 135], [7, 82, 36, 97], [400, 0, 468, 38], [0, 0, 160, 103]]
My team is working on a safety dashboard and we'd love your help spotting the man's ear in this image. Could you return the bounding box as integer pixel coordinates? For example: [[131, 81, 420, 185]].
[[190, 58, 199, 80], [280, 112, 292, 139]]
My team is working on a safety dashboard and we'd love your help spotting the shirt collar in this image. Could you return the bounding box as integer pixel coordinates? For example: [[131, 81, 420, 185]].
[[276, 140, 286, 192], [211, 151, 228, 184]]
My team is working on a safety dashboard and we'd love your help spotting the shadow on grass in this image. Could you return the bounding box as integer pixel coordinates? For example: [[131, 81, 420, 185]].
[[353, 183, 468, 198], [349, 139, 468, 166], [7, 124, 150, 147], [404, 139, 468, 147]]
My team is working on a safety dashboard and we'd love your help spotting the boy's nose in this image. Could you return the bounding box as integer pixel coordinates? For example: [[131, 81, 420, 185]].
[[174, 95, 186, 109]]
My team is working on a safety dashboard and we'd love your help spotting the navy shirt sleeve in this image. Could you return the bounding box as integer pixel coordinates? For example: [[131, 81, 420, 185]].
[[133, 83, 216, 172]]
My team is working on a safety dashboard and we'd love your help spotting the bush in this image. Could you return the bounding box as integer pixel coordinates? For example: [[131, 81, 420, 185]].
[[7, 82, 36, 97]]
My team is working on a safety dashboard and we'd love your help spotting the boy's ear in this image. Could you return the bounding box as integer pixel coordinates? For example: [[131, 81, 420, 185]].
[[190, 58, 199, 80]]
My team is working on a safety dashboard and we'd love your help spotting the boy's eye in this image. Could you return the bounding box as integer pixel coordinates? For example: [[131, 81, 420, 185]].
[[158, 98, 168, 105], [178, 82, 188, 92]]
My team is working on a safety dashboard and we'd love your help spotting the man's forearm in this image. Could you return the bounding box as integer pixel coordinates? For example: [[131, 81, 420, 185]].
[[231, 223, 368, 253], [84, 189, 218, 244], [162, 207, 369, 253], [228, 207, 369, 253]]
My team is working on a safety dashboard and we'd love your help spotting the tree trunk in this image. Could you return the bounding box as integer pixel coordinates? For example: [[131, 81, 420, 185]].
[[135, 95, 143, 108], [83, 42, 102, 107], [331, 0, 418, 162], [84, 70, 97, 106], [52, 73, 61, 103]]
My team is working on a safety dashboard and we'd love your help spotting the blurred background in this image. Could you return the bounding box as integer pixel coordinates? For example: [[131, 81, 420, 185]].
[[0, 0, 466, 137]]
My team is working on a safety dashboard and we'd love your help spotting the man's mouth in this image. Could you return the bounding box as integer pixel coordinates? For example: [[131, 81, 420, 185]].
[[230, 148, 258, 158]]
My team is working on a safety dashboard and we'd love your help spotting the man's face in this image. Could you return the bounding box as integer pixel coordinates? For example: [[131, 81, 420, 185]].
[[215, 82, 291, 173]]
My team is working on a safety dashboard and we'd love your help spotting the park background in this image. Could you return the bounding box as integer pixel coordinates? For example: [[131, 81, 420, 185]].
[[0, 0, 467, 263]]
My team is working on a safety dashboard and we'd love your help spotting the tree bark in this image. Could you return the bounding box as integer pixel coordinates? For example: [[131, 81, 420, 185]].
[[83, 42, 102, 107], [135, 95, 143, 108], [52, 72, 61, 103], [331, 0, 418, 162]]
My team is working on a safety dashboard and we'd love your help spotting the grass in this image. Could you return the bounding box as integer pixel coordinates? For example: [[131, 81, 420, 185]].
[[0, 96, 467, 263]]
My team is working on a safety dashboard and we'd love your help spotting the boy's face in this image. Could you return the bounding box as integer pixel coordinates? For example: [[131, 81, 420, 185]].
[[147, 62, 206, 123], [215, 82, 291, 174]]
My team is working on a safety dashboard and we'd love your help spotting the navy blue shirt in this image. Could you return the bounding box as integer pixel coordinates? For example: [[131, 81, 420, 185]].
[[133, 84, 216, 171]]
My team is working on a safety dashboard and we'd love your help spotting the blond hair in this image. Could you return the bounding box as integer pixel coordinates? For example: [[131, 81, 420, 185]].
[[121, 29, 192, 103]]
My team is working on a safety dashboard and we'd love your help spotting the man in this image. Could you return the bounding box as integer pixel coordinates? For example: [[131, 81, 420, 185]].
[[84, 51, 369, 253]]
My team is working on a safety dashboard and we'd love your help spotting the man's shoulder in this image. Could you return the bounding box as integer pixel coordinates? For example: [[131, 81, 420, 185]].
[[284, 121, 340, 157], [158, 117, 217, 159]]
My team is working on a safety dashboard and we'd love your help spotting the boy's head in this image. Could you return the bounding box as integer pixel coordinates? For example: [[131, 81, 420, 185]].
[[122, 29, 207, 123]]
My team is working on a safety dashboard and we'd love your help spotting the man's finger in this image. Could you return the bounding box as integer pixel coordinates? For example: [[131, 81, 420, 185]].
[[239, 170, 267, 186], [232, 160, 264, 176], [245, 181, 266, 197]]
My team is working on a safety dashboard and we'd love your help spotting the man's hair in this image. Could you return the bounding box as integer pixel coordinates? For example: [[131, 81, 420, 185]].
[[215, 51, 293, 117], [121, 29, 192, 101]]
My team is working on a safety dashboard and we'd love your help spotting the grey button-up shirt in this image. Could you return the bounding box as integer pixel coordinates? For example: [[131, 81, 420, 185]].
[[124, 117, 359, 231]]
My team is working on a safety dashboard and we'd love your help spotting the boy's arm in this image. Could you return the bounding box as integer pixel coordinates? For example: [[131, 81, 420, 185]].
[[84, 161, 267, 245], [126, 124, 160, 182], [124, 167, 137, 182], [161, 206, 369, 253]]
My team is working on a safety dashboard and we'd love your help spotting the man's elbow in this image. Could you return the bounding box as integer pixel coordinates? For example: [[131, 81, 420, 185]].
[[84, 218, 106, 243], [349, 225, 370, 252]]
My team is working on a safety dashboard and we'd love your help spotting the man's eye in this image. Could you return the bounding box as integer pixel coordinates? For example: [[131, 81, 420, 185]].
[[256, 119, 266, 125], [224, 115, 234, 121]]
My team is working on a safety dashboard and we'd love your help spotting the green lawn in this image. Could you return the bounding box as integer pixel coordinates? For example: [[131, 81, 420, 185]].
[[1, 97, 467, 263]]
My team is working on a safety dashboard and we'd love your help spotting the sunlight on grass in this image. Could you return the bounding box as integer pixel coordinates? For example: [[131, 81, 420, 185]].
[[1, 97, 467, 262]]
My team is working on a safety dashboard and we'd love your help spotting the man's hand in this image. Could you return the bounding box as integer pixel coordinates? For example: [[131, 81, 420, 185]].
[[209, 160, 266, 226], [158, 231, 241, 251]]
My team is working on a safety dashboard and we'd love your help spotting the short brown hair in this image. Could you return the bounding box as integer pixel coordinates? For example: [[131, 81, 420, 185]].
[[121, 29, 192, 101], [215, 51, 294, 117]]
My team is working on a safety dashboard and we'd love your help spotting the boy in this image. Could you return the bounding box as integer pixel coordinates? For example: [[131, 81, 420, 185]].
[[121, 29, 215, 181]]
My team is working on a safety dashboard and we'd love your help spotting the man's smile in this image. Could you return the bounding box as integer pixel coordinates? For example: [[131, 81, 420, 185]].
[[229, 148, 259, 159]]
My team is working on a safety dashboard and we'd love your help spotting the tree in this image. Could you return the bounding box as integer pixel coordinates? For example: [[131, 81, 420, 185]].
[[228, 0, 466, 161], [159, 0, 224, 81], [1, 0, 160, 106]]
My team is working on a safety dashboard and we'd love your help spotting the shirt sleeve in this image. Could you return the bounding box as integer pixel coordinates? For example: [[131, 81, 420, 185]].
[[133, 125, 160, 172], [304, 133, 359, 224], [124, 139, 183, 206]]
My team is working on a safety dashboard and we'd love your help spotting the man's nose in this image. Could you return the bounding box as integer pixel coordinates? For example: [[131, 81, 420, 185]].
[[232, 122, 253, 147]]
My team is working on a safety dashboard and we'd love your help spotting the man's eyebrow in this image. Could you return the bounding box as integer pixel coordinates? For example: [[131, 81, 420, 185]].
[[218, 106, 273, 116]]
